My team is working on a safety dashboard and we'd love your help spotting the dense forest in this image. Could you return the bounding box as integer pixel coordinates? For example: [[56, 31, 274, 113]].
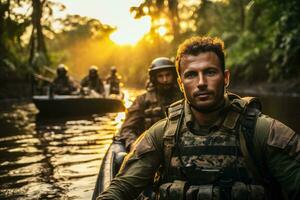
[[1, 0, 300, 98]]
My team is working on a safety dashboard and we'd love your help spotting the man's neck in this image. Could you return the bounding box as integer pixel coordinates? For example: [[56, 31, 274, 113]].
[[191, 107, 220, 126]]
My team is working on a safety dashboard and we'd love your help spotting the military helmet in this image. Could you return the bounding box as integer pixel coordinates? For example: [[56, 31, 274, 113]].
[[111, 66, 117, 73], [149, 57, 176, 84], [57, 63, 68, 76], [149, 57, 175, 73], [89, 65, 98, 73]]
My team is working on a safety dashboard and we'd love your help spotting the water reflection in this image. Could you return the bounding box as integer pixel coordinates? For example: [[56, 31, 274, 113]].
[[0, 89, 141, 200]]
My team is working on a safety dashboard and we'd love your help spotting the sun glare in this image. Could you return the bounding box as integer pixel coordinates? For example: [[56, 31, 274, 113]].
[[157, 26, 167, 36], [110, 16, 151, 45], [56, 0, 151, 46]]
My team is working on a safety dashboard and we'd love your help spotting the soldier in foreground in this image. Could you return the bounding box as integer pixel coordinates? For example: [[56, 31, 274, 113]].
[[98, 36, 300, 199], [116, 57, 183, 151], [81, 65, 105, 95], [51, 64, 78, 95]]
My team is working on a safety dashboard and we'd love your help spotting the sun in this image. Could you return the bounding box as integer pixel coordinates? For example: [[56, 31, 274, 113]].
[[110, 16, 151, 45], [55, 0, 151, 46]]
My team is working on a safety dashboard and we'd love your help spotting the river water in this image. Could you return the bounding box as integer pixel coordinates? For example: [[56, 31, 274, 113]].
[[0, 89, 138, 200], [0, 89, 299, 200]]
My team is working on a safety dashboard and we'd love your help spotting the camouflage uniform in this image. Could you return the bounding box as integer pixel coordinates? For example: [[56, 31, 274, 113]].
[[81, 75, 105, 94], [51, 76, 78, 95], [97, 94, 300, 200], [117, 85, 183, 150], [106, 74, 121, 95]]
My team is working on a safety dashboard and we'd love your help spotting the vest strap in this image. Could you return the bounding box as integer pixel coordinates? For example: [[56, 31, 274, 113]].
[[163, 101, 184, 182]]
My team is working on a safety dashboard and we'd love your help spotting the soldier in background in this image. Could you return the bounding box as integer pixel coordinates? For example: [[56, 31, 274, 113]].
[[51, 64, 78, 95], [106, 66, 121, 95], [81, 65, 105, 95], [98, 36, 300, 199], [116, 57, 183, 151]]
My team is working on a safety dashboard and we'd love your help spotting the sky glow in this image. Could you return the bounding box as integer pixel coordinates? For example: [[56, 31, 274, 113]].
[[55, 0, 151, 45]]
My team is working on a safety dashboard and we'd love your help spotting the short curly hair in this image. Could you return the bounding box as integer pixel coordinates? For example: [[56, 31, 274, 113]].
[[175, 36, 225, 75]]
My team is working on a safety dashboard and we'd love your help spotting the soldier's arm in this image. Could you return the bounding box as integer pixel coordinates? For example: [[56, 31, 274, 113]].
[[254, 115, 300, 199], [98, 78, 105, 94], [80, 77, 88, 87], [69, 77, 79, 91], [97, 120, 165, 200], [118, 94, 147, 150]]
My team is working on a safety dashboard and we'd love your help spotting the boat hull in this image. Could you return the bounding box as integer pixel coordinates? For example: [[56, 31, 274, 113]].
[[92, 141, 127, 200], [33, 95, 125, 117]]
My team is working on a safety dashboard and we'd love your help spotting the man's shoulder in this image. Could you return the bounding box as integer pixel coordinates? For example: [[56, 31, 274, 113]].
[[146, 118, 168, 138], [254, 114, 295, 149], [135, 90, 156, 102], [81, 76, 88, 82], [148, 118, 168, 133]]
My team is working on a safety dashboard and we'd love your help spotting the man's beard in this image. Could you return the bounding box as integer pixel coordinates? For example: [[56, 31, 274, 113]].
[[156, 83, 174, 97], [188, 88, 225, 113]]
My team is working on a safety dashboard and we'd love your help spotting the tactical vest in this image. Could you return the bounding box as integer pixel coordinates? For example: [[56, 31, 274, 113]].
[[143, 89, 179, 130], [159, 94, 266, 200]]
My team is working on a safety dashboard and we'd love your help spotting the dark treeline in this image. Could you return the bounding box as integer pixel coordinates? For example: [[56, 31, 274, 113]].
[[1, 0, 300, 98]]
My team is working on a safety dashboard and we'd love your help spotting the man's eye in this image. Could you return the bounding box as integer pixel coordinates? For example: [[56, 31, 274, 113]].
[[184, 72, 197, 79], [206, 70, 217, 76]]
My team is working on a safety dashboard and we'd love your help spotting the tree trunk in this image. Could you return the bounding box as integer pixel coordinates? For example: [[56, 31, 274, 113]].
[[29, 0, 49, 66], [167, 0, 180, 39], [239, 0, 245, 31]]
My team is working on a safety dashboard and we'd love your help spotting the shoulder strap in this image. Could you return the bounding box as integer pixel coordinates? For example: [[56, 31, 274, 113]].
[[238, 106, 265, 183], [162, 100, 184, 181], [222, 95, 262, 130], [222, 95, 265, 183]]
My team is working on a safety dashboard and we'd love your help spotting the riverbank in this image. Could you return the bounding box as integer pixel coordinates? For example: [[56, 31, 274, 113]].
[[229, 78, 300, 97]]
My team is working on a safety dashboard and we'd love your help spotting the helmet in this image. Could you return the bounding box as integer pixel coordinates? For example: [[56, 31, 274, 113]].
[[149, 57, 176, 84], [149, 57, 175, 72], [57, 64, 68, 76], [111, 66, 117, 73], [89, 65, 98, 77], [89, 65, 98, 73]]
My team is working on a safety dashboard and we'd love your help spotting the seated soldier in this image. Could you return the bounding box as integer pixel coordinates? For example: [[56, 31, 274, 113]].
[[51, 64, 79, 95], [106, 66, 121, 95], [81, 65, 105, 96]]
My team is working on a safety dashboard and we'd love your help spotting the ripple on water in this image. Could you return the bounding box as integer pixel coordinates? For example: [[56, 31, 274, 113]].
[[0, 89, 142, 199]]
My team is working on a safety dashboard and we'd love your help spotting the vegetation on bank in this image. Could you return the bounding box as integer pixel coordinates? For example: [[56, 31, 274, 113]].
[[1, 0, 300, 98]]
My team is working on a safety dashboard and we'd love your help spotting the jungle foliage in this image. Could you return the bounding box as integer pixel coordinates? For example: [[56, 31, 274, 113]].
[[0, 0, 299, 92]]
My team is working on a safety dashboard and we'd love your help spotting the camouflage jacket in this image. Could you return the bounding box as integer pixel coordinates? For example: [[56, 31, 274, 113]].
[[117, 86, 182, 150], [106, 75, 121, 94], [98, 96, 300, 200], [51, 76, 78, 95], [80, 76, 105, 94]]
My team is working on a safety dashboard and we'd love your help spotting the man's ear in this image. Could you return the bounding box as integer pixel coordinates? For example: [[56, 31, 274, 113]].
[[177, 77, 184, 92], [224, 69, 230, 88]]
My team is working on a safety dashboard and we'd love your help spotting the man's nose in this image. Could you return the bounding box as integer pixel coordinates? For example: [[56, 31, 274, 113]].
[[162, 75, 168, 83], [198, 73, 207, 86]]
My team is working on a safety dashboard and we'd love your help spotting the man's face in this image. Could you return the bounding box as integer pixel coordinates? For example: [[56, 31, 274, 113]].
[[178, 52, 230, 112], [155, 69, 174, 90], [89, 70, 98, 78], [57, 68, 67, 77]]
